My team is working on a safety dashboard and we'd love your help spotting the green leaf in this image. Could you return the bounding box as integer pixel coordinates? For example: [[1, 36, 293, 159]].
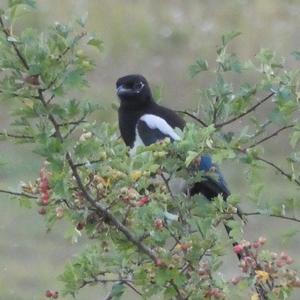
[[18, 196, 32, 208], [221, 31, 241, 47], [291, 51, 300, 60], [9, 0, 36, 8], [189, 58, 208, 78], [185, 151, 199, 167], [76, 12, 88, 27], [64, 70, 86, 88], [110, 282, 125, 299], [87, 36, 103, 52], [290, 129, 300, 148]]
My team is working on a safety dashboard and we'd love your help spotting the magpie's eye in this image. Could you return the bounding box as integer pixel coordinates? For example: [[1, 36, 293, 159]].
[[134, 81, 144, 90]]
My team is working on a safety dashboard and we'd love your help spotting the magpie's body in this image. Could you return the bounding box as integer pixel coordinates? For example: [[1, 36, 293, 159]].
[[116, 74, 232, 202]]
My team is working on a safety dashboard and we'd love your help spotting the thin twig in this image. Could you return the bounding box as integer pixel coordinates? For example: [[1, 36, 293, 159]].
[[63, 113, 88, 139], [256, 155, 300, 186], [169, 280, 185, 300], [176, 110, 208, 127], [215, 92, 274, 128], [123, 281, 143, 296], [0, 16, 29, 70], [0, 90, 39, 100], [58, 118, 87, 127], [232, 147, 300, 187], [0, 132, 34, 140], [74, 159, 102, 168], [243, 211, 300, 223], [248, 125, 294, 148], [0, 188, 37, 199]]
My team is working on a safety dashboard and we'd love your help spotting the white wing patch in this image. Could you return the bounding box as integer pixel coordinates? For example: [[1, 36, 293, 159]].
[[130, 128, 145, 156], [140, 114, 181, 141]]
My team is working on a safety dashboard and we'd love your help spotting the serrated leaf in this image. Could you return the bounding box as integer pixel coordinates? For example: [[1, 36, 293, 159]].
[[221, 31, 241, 47], [189, 58, 208, 78], [87, 36, 103, 52], [76, 12, 88, 27]]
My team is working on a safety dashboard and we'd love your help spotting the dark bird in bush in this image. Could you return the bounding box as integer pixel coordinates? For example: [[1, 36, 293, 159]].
[[116, 74, 243, 238]]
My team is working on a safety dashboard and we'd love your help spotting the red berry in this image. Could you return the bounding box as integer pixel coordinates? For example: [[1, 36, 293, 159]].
[[76, 222, 85, 231], [276, 259, 285, 268], [280, 252, 288, 260], [155, 258, 165, 267], [252, 241, 260, 249], [154, 219, 164, 230], [38, 207, 46, 215], [137, 196, 150, 206], [286, 256, 294, 265], [45, 290, 53, 298], [231, 276, 241, 285], [292, 279, 300, 287], [179, 243, 191, 251], [258, 236, 266, 245], [39, 179, 49, 192], [233, 244, 243, 254], [52, 291, 59, 299], [41, 191, 49, 205]]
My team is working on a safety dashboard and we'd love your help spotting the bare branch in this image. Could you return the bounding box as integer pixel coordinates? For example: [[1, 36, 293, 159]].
[[248, 125, 294, 148], [0, 132, 34, 140], [63, 113, 88, 139], [255, 155, 300, 186], [0, 16, 29, 70], [0, 188, 37, 199], [243, 211, 300, 223], [176, 110, 208, 127], [232, 147, 300, 187], [74, 159, 102, 168], [215, 92, 274, 128]]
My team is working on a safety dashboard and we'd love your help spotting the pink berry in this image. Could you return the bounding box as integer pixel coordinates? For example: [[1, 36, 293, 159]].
[[233, 244, 243, 254], [231, 276, 241, 285], [137, 196, 150, 206], [252, 241, 260, 249], [154, 219, 164, 230], [38, 207, 46, 215], [276, 259, 285, 268], [258, 236, 266, 245], [45, 290, 53, 298], [286, 256, 294, 265]]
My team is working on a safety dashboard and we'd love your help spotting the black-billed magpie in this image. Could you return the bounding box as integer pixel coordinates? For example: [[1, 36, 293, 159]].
[[116, 74, 232, 197], [116, 74, 243, 240]]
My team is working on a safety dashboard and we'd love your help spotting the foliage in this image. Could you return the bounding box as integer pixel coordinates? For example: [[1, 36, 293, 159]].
[[0, 1, 300, 299]]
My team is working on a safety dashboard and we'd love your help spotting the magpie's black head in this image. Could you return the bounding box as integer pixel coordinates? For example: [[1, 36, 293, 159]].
[[116, 74, 153, 108]]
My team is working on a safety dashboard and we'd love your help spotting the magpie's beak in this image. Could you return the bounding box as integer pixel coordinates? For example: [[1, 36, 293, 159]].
[[117, 84, 131, 96]]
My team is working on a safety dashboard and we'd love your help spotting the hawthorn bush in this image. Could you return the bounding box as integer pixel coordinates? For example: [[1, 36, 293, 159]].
[[0, 1, 300, 300]]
